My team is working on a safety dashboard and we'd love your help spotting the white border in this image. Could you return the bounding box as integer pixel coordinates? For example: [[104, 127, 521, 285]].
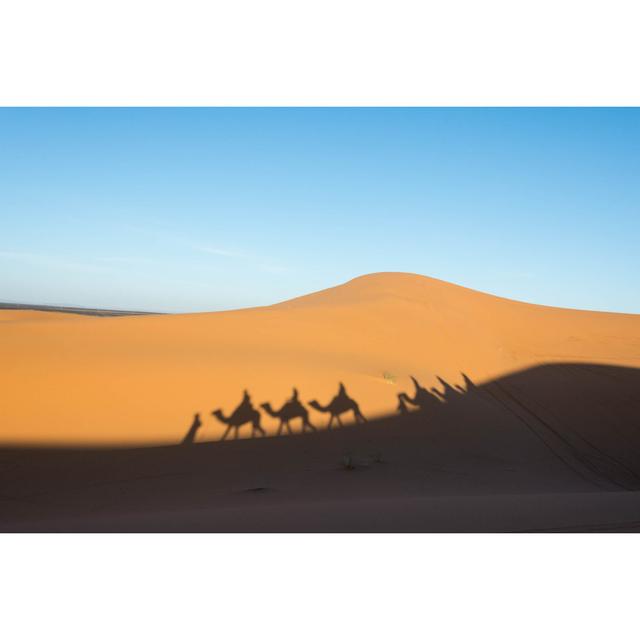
[[1, 534, 638, 640], [0, 1, 639, 105]]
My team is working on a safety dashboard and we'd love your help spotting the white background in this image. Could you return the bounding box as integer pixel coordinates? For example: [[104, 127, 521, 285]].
[[1, 0, 639, 105], [1, 1, 639, 638], [2, 535, 639, 639]]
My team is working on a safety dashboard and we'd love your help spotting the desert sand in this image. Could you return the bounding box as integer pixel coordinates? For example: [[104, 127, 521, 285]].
[[1, 272, 639, 531]]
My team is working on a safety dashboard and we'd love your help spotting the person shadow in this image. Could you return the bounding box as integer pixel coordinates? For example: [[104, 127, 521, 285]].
[[212, 390, 266, 440], [182, 412, 203, 445], [308, 382, 367, 429]]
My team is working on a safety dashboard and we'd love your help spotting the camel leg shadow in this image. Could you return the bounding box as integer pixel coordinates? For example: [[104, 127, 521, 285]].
[[353, 407, 367, 424], [252, 418, 266, 438], [302, 419, 316, 433]]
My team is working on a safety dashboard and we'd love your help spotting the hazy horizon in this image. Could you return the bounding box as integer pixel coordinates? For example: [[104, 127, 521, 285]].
[[1, 107, 639, 313]]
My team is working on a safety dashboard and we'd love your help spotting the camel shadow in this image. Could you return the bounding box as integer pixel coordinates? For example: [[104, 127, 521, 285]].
[[397, 373, 475, 414], [308, 382, 367, 429], [212, 390, 266, 440], [261, 387, 315, 436], [397, 375, 442, 414]]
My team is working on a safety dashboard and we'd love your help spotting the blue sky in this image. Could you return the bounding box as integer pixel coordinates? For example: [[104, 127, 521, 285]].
[[0, 107, 638, 313]]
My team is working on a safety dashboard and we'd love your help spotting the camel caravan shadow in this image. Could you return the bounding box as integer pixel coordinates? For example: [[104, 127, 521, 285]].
[[208, 383, 365, 440], [183, 376, 474, 444], [181, 365, 640, 492], [397, 374, 475, 413]]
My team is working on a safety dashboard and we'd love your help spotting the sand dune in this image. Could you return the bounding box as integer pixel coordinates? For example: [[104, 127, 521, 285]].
[[2, 362, 640, 532], [1, 272, 640, 531], [1, 272, 638, 445]]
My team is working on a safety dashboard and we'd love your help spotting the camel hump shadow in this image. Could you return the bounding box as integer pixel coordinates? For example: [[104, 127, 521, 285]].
[[212, 390, 266, 440], [308, 382, 367, 429]]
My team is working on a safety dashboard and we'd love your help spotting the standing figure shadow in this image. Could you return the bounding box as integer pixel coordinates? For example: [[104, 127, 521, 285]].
[[308, 382, 367, 429], [261, 387, 315, 436], [212, 390, 266, 440]]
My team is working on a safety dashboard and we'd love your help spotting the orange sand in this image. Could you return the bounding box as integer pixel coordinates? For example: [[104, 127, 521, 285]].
[[1, 272, 639, 445]]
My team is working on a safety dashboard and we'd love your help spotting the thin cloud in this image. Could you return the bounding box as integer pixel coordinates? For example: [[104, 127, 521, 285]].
[[258, 263, 288, 274], [198, 246, 248, 259], [96, 256, 154, 265], [0, 250, 113, 274], [0, 250, 41, 260], [118, 223, 290, 274], [197, 245, 288, 273]]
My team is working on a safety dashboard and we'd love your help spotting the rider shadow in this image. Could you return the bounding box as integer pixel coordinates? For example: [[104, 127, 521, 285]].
[[261, 387, 315, 436], [212, 390, 266, 440], [308, 382, 367, 429]]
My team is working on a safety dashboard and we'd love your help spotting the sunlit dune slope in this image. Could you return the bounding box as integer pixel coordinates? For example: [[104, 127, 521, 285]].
[[0, 310, 90, 324], [1, 272, 639, 445]]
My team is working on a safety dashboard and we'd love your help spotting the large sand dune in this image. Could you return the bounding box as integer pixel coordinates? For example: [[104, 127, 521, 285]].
[[1, 272, 638, 445], [1, 273, 639, 531]]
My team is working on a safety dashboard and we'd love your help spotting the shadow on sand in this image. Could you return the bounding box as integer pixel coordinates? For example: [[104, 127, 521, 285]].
[[188, 375, 468, 443], [260, 388, 315, 436], [211, 390, 265, 440], [1, 363, 640, 532], [187, 383, 367, 442]]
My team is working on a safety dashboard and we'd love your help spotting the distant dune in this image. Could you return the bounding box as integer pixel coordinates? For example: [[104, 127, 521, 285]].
[[1, 272, 639, 445], [0, 302, 158, 317], [2, 272, 640, 532]]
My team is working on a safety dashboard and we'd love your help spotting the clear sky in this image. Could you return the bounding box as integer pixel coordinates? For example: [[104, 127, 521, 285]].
[[1, 107, 638, 313]]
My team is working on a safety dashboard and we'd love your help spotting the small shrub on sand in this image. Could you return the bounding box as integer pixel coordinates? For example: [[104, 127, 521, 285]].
[[383, 371, 397, 384]]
